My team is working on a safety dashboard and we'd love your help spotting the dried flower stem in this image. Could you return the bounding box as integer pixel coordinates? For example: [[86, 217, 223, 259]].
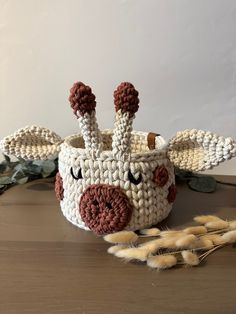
[[199, 244, 225, 262], [105, 215, 236, 270]]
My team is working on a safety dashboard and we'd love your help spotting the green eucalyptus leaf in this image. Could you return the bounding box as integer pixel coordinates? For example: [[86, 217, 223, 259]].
[[188, 176, 217, 193], [0, 162, 7, 173], [12, 169, 26, 180], [32, 160, 44, 167], [17, 157, 26, 164], [0, 176, 13, 185], [14, 163, 24, 172], [42, 160, 56, 177], [3, 154, 11, 163], [17, 177, 28, 184], [0, 157, 59, 194], [8, 161, 19, 169], [175, 168, 194, 182], [24, 164, 42, 175]]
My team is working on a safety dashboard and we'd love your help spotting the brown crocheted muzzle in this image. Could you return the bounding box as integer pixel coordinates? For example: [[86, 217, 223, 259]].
[[79, 184, 133, 235]]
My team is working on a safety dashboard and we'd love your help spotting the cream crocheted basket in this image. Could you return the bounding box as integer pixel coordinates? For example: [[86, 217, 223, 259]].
[[1, 82, 236, 235]]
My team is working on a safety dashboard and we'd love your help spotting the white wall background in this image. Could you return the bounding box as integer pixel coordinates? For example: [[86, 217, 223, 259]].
[[1, 0, 236, 174]]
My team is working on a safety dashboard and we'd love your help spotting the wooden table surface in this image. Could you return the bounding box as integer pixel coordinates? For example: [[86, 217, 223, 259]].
[[0, 176, 236, 314]]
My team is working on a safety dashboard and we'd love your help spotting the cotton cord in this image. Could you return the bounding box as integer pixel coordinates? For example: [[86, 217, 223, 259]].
[[0, 125, 62, 160], [1, 82, 236, 235], [168, 129, 236, 172]]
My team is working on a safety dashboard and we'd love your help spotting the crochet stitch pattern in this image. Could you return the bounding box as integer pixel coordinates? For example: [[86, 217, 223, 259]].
[[0, 126, 62, 160], [69, 82, 102, 152], [112, 83, 140, 157], [167, 184, 177, 203], [1, 81, 235, 235], [114, 82, 139, 117], [80, 184, 133, 235], [153, 165, 169, 187], [55, 172, 64, 201], [54, 81, 176, 233], [69, 81, 96, 117]]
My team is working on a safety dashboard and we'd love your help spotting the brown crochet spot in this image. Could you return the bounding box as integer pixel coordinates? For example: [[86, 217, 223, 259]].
[[79, 184, 133, 235], [153, 165, 169, 187], [114, 82, 139, 117], [69, 81, 96, 117], [167, 184, 177, 203], [55, 172, 64, 201]]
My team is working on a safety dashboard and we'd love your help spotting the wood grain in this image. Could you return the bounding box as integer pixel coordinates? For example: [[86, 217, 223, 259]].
[[0, 176, 236, 314]]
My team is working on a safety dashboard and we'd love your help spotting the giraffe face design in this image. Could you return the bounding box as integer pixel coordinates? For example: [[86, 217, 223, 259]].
[[1, 82, 235, 235], [58, 130, 176, 235]]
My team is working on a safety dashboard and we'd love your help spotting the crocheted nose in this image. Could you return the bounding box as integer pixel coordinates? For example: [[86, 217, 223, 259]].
[[79, 184, 133, 235]]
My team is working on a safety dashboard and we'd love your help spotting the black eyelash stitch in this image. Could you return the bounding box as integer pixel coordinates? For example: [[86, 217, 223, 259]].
[[128, 170, 142, 185], [70, 167, 83, 180]]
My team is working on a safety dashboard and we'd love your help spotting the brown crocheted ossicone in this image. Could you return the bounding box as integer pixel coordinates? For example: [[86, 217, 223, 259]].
[[79, 184, 133, 235], [55, 172, 64, 201], [69, 81, 96, 117], [167, 184, 177, 203], [114, 82, 139, 117], [153, 165, 169, 187]]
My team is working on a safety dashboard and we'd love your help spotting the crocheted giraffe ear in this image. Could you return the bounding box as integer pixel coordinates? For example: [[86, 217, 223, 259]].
[[168, 129, 236, 172], [112, 82, 140, 157], [0, 126, 62, 160], [68, 82, 102, 152]]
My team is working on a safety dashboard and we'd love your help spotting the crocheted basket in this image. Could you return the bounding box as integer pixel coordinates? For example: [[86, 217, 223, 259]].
[[1, 82, 236, 235]]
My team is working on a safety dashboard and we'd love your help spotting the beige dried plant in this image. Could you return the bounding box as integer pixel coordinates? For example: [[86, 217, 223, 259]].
[[139, 228, 160, 236], [147, 255, 177, 269], [104, 230, 138, 244], [104, 215, 236, 270]]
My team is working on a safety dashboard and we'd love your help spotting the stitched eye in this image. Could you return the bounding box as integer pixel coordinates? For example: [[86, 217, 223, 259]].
[[70, 167, 83, 180], [128, 170, 142, 185]]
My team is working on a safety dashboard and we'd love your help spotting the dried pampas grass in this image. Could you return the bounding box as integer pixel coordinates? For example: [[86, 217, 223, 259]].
[[181, 251, 199, 266], [195, 238, 214, 249], [103, 231, 138, 244], [140, 237, 177, 254], [147, 255, 177, 269], [229, 221, 236, 230], [115, 247, 149, 261], [104, 214, 236, 271], [139, 239, 163, 253], [205, 220, 229, 230], [183, 226, 207, 235], [222, 230, 236, 243], [139, 228, 160, 236], [175, 234, 197, 248], [194, 216, 229, 230], [201, 234, 225, 245], [107, 245, 128, 254], [160, 230, 186, 238], [194, 215, 221, 224], [162, 238, 178, 249]]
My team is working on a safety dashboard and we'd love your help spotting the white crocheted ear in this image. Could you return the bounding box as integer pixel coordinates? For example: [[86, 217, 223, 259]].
[[0, 126, 62, 160], [69, 82, 102, 153], [167, 129, 236, 172], [112, 82, 140, 157]]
